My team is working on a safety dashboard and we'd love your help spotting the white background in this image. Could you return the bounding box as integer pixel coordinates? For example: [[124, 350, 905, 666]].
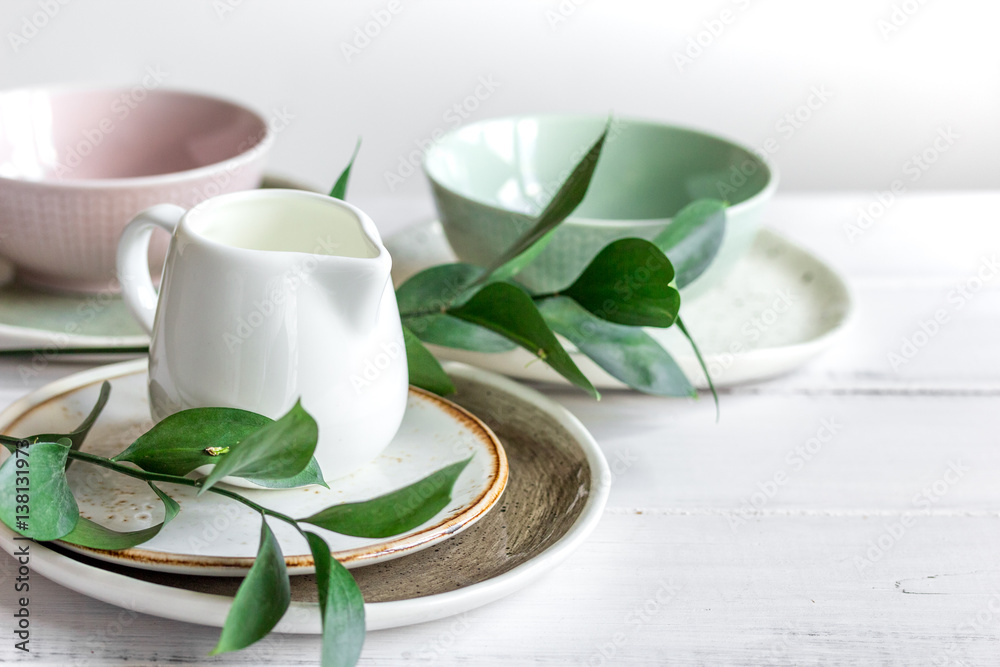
[[0, 0, 997, 201]]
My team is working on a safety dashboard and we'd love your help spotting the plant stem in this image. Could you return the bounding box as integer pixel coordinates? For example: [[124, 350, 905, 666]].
[[66, 449, 302, 529], [675, 316, 719, 421]]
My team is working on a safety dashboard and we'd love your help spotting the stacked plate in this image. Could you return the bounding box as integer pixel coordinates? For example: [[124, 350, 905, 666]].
[[0, 358, 610, 631]]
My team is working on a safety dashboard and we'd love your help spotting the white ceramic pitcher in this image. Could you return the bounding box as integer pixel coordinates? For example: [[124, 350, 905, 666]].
[[116, 189, 408, 483]]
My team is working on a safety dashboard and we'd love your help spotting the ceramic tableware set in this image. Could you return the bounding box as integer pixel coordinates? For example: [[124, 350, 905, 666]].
[[0, 84, 849, 629]]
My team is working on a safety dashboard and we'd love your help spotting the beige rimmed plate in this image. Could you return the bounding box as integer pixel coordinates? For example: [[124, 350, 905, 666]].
[[0, 359, 507, 576], [0, 362, 609, 631]]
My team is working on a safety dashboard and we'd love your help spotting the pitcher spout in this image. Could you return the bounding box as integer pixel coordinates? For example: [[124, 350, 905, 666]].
[[316, 252, 393, 332], [305, 200, 394, 333]]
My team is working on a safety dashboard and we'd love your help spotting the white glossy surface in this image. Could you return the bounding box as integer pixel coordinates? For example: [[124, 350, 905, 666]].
[[117, 190, 408, 481], [0, 359, 506, 575], [386, 220, 852, 389]]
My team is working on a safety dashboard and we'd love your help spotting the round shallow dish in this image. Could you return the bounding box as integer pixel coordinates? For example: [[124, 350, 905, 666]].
[[0, 359, 507, 576], [387, 220, 852, 389], [0, 362, 610, 631]]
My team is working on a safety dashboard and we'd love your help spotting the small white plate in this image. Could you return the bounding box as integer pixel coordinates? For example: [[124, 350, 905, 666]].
[[386, 220, 853, 389], [0, 359, 507, 576], [0, 362, 610, 631]]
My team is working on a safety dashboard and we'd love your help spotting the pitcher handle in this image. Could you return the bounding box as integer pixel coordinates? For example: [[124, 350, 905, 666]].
[[116, 204, 184, 334]]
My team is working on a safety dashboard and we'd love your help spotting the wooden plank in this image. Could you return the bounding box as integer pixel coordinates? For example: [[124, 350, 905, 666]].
[[545, 391, 998, 513], [713, 282, 1000, 391], [4, 513, 1000, 665]]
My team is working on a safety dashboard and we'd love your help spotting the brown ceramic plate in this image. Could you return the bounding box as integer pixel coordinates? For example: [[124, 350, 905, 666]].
[[0, 362, 610, 630]]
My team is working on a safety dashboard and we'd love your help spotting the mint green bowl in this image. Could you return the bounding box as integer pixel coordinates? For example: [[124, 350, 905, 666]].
[[423, 115, 778, 296]]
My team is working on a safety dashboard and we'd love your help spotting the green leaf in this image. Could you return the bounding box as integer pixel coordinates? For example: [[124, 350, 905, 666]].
[[652, 199, 727, 288], [306, 532, 365, 666], [403, 325, 455, 396], [474, 119, 611, 285], [55, 380, 111, 455], [0, 381, 113, 464], [402, 313, 518, 352], [300, 457, 472, 538], [211, 518, 291, 656], [0, 440, 79, 540], [563, 238, 680, 328], [113, 407, 273, 475], [60, 482, 180, 550], [113, 407, 326, 488], [329, 137, 361, 200], [396, 263, 515, 352], [199, 401, 319, 495], [447, 282, 599, 398], [395, 263, 483, 311], [539, 297, 695, 397], [243, 457, 328, 490], [676, 317, 719, 419]]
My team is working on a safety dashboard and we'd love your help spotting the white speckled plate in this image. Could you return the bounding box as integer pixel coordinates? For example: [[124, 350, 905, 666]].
[[386, 220, 852, 389], [0, 359, 507, 576]]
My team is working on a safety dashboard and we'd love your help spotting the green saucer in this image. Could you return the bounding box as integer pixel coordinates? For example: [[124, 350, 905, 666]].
[[0, 279, 145, 343]]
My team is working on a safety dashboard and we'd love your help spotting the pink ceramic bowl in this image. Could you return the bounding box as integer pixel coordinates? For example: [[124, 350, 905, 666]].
[[0, 86, 273, 292]]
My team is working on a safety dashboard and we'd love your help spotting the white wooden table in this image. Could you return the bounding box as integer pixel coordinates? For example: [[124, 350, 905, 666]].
[[2, 191, 999, 665]]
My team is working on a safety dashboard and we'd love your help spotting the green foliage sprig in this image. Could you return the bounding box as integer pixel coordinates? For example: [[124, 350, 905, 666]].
[[0, 386, 470, 666]]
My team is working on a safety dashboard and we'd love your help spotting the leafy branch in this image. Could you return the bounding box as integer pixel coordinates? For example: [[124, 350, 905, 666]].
[[0, 383, 470, 665]]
